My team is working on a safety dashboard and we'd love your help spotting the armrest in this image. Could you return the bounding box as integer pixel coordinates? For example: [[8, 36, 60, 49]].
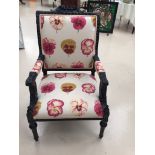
[[93, 55, 109, 85], [93, 55, 109, 107], [25, 54, 44, 86]]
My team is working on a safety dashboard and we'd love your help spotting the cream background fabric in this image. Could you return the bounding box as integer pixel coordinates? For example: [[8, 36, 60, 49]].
[[34, 73, 102, 119], [40, 14, 97, 69]]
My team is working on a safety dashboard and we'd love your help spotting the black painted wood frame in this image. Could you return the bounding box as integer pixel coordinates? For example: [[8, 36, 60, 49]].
[[25, 10, 110, 141]]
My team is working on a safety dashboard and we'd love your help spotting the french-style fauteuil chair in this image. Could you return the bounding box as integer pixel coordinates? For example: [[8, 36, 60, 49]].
[[25, 10, 109, 141]]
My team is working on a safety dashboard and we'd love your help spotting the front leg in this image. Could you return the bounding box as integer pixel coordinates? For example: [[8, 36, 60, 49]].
[[99, 120, 107, 138], [99, 105, 110, 139], [93, 55, 109, 138], [25, 56, 44, 141], [27, 106, 39, 141], [26, 80, 39, 141]]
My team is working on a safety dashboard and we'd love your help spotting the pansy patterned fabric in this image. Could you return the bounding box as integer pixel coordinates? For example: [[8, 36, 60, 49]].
[[71, 16, 86, 32], [47, 99, 64, 117], [49, 15, 64, 32], [95, 61, 105, 73], [42, 38, 56, 56], [33, 73, 104, 119], [39, 14, 97, 69]]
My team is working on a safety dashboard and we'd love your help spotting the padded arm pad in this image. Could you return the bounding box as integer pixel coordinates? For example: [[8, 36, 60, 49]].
[[95, 61, 104, 73], [93, 55, 109, 85], [93, 55, 104, 73], [25, 54, 45, 86], [31, 60, 43, 74]]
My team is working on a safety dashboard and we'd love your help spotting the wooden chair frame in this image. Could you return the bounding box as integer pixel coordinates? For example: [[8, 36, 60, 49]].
[[25, 10, 109, 141]]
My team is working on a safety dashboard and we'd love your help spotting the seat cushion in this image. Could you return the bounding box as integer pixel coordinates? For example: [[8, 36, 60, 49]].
[[33, 73, 104, 119]]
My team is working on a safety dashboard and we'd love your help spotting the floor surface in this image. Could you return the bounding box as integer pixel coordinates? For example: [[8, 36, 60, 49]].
[[19, 1, 135, 155]]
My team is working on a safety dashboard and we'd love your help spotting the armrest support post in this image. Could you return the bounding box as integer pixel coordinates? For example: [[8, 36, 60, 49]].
[[93, 55, 109, 108], [29, 81, 38, 108], [99, 77, 108, 107], [25, 54, 44, 86], [25, 54, 44, 107]]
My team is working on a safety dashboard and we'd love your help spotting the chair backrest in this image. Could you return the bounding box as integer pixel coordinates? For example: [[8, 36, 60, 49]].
[[36, 11, 99, 71]]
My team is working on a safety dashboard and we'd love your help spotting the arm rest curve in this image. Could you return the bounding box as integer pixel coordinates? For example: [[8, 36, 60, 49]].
[[25, 54, 44, 86]]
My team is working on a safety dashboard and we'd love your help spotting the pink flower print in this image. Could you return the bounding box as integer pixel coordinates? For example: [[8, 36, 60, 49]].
[[71, 99, 88, 116], [41, 82, 55, 93], [40, 15, 44, 29], [42, 38, 56, 56], [82, 83, 95, 94], [52, 63, 66, 69], [94, 100, 104, 117], [73, 73, 84, 79], [32, 60, 43, 73], [81, 39, 94, 56], [71, 16, 86, 31], [95, 61, 104, 73], [49, 15, 64, 32], [71, 61, 84, 68], [47, 99, 64, 117], [55, 73, 67, 78]]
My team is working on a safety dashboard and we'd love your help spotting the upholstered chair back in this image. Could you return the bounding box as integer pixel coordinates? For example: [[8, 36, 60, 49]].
[[36, 11, 99, 70]]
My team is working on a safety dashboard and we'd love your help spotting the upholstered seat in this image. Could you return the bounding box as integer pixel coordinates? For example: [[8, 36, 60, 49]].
[[33, 73, 104, 119]]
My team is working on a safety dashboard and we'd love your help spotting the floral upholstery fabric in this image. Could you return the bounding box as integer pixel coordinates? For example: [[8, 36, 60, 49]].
[[33, 73, 104, 119], [95, 61, 104, 73], [39, 14, 97, 69], [32, 60, 43, 74]]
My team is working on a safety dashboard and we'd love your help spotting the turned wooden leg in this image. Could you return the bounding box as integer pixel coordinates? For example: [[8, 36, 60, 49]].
[[30, 122, 39, 141], [27, 107, 39, 141], [99, 121, 107, 139], [99, 105, 110, 139]]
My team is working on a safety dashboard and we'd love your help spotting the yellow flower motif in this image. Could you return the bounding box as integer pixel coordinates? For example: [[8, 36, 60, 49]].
[[61, 39, 76, 55], [91, 16, 96, 27], [33, 101, 41, 116], [61, 83, 76, 93]]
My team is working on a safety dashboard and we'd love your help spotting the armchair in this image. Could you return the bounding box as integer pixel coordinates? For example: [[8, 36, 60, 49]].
[[25, 11, 109, 141]]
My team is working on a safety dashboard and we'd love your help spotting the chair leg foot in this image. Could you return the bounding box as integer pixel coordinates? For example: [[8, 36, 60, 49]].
[[99, 127, 105, 139], [98, 105, 110, 139], [99, 121, 107, 139], [27, 107, 39, 141], [29, 122, 39, 141], [32, 127, 39, 141]]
